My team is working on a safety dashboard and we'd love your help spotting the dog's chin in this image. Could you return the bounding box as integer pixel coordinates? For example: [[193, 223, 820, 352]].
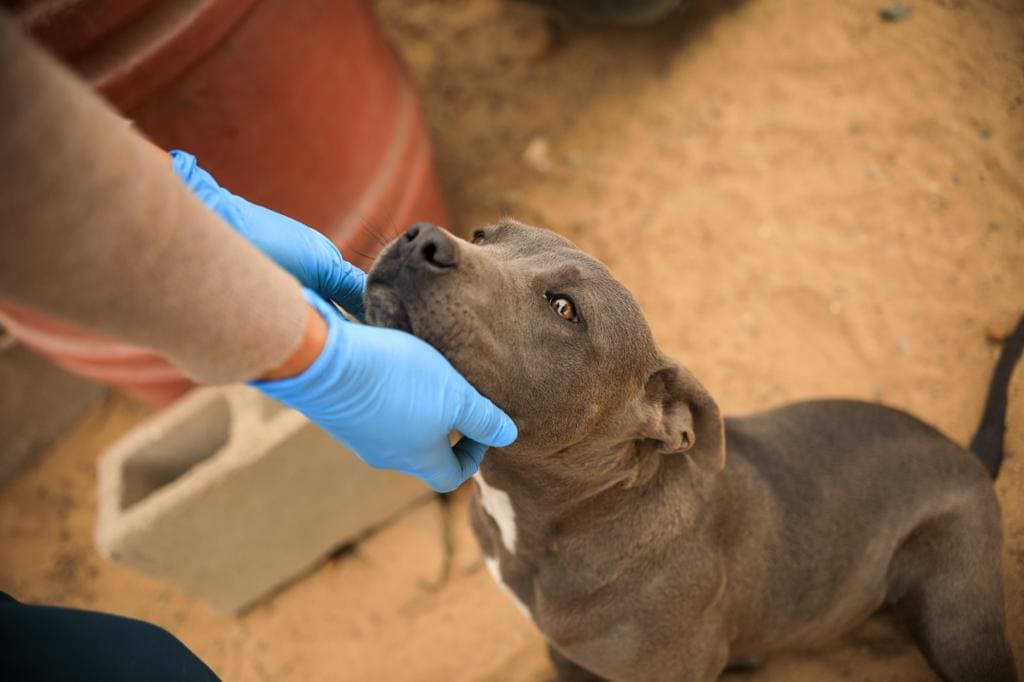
[[364, 282, 413, 334]]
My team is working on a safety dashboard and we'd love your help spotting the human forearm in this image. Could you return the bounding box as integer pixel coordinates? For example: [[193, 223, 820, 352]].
[[0, 13, 307, 383]]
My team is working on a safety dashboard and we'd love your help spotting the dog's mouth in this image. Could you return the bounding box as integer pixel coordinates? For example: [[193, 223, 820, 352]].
[[363, 280, 413, 334]]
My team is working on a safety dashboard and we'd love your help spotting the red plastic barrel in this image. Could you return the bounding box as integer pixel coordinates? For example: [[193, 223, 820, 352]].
[[0, 0, 449, 404], [0, 300, 193, 405]]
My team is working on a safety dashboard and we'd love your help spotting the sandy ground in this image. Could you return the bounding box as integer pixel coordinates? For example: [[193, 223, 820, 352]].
[[2, 0, 1023, 680]]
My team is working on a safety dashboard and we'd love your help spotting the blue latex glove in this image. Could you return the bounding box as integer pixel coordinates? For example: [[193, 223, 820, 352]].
[[253, 292, 518, 491], [170, 151, 517, 490], [170, 150, 366, 319]]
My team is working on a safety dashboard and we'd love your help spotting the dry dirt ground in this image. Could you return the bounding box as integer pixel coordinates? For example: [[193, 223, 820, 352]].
[[2, 0, 1023, 680]]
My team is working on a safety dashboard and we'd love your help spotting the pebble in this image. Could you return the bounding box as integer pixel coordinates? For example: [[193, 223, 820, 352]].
[[879, 3, 912, 21], [506, 12, 559, 62], [986, 321, 1012, 343], [566, 150, 588, 168], [523, 136, 554, 173]]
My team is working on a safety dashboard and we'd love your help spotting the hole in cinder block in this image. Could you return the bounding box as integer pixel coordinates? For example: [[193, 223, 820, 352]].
[[119, 396, 232, 510]]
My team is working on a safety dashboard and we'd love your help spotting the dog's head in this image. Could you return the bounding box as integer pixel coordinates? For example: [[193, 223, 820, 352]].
[[365, 220, 723, 484]]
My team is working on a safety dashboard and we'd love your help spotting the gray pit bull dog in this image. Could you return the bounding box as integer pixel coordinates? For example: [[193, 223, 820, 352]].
[[364, 219, 1022, 682]]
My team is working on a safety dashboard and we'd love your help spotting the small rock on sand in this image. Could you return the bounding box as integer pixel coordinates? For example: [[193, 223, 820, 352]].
[[986, 321, 1013, 343], [879, 3, 912, 22], [523, 136, 554, 173]]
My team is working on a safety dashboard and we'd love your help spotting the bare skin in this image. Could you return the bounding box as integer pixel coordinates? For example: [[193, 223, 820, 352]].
[[365, 220, 1019, 682]]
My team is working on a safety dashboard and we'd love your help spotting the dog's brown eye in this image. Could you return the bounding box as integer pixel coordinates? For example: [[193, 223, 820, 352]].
[[471, 230, 486, 244], [549, 295, 578, 322]]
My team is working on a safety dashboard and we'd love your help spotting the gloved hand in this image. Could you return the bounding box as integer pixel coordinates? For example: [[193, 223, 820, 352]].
[[169, 150, 366, 318], [170, 151, 517, 490], [253, 292, 518, 491]]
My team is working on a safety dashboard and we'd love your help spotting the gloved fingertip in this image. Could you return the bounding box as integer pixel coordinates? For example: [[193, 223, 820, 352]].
[[325, 257, 368, 320], [453, 437, 488, 471], [455, 393, 518, 448], [423, 471, 460, 494], [339, 262, 367, 291], [168, 150, 234, 220], [168, 150, 196, 180], [492, 415, 518, 447]]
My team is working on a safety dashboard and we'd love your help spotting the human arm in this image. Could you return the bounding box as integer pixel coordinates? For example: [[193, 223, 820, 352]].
[[0, 12, 307, 383]]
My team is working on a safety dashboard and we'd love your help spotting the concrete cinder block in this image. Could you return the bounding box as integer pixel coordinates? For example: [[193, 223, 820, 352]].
[[95, 386, 430, 613], [0, 334, 105, 488]]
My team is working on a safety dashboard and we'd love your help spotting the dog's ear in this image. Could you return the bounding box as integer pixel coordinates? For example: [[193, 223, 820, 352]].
[[638, 361, 725, 472]]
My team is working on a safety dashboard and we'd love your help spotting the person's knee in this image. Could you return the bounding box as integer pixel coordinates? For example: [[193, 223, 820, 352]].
[[102, 616, 219, 681], [0, 596, 218, 681]]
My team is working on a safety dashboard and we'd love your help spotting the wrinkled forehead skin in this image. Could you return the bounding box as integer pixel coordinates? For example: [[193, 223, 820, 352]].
[[365, 220, 661, 453]]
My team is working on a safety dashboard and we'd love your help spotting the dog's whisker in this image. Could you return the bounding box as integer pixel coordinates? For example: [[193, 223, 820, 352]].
[[355, 217, 390, 249], [347, 246, 376, 263]]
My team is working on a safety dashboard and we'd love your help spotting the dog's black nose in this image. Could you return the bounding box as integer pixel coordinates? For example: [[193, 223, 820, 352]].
[[404, 222, 457, 271]]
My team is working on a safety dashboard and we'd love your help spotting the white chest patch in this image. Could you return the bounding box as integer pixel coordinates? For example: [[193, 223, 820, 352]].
[[473, 472, 517, 554], [485, 557, 532, 622]]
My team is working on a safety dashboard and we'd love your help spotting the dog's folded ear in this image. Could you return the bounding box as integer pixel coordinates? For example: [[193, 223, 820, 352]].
[[638, 361, 725, 473]]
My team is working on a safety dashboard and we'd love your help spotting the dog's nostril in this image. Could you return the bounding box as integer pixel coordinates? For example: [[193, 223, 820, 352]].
[[405, 222, 436, 242], [420, 238, 456, 269]]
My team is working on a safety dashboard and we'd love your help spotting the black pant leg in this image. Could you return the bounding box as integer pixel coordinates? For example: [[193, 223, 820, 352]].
[[0, 592, 219, 681]]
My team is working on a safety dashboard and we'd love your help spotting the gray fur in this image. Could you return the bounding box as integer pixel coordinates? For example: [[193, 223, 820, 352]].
[[365, 220, 1018, 682]]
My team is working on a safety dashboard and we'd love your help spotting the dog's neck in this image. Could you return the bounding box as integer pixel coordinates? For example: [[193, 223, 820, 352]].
[[477, 438, 715, 545]]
